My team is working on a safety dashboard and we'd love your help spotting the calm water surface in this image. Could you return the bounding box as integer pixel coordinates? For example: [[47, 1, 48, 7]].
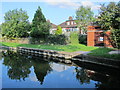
[[0, 50, 120, 88]]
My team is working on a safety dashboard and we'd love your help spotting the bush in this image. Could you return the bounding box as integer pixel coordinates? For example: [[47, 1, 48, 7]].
[[29, 37, 41, 44], [70, 32, 79, 45], [47, 34, 69, 45], [55, 26, 62, 35], [78, 34, 87, 45]]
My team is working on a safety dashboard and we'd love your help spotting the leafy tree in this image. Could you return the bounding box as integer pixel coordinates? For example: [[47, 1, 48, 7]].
[[55, 26, 62, 35], [30, 6, 50, 38], [1, 8, 30, 38], [76, 6, 94, 34], [97, 2, 120, 48]]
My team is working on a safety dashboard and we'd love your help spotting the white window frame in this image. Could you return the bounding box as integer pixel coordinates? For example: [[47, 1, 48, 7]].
[[67, 22, 70, 25], [99, 37, 104, 41]]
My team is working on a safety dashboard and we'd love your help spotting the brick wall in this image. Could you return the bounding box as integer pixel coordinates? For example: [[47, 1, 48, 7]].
[[87, 26, 113, 48], [87, 31, 95, 46]]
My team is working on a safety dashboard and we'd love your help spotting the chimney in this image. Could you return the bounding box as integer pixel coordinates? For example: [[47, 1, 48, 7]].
[[69, 16, 73, 20]]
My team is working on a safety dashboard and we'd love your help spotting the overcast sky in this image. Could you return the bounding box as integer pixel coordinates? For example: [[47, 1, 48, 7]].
[[1, 0, 119, 25]]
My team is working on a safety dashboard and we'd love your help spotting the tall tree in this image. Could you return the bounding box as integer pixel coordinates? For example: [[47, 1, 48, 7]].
[[98, 2, 120, 48], [1, 8, 30, 38], [76, 6, 94, 34], [30, 6, 50, 38]]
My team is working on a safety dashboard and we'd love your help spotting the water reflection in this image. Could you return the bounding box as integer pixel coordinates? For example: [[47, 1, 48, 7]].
[[75, 67, 91, 84], [1, 50, 120, 88], [2, 50, 32, 80], [32, 59, 52, 85]]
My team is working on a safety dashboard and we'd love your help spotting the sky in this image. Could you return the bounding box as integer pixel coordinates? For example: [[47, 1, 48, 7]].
[[1, 0, 119, 25]]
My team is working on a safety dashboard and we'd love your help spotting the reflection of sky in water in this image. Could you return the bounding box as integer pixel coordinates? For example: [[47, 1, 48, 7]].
[[50, 62, 70, 72], [2, 59, 98, 88], [1, 49, 99, 89], [1, 50, 120, 88]]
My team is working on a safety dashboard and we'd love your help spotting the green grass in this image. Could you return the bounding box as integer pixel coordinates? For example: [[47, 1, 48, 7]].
[[0, 42, 119, 60], [88, 48, 120, 60], [0, 42, 98, 52]]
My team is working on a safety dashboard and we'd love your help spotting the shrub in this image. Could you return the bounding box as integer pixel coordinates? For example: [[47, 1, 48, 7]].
[[55, 26, 62, 35], [47, 34, 68, 45], [70, 32, 79, 45], [29, 37, 41, 44], [78, 34, 87, 45]]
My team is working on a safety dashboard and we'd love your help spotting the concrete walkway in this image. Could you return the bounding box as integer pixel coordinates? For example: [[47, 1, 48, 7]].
[[58, 51, 90, 58], [109, 50, 120, 54]]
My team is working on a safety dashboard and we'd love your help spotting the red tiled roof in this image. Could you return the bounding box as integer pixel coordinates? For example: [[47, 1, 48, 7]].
[[51, 23, 57, 28], [59, 20, 77, 28]]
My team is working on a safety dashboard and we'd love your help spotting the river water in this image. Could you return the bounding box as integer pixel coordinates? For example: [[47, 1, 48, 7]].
[[0, 50, 120, 88]]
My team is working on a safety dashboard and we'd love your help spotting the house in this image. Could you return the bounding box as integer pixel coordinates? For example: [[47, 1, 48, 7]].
[[59, 16, 79, 34], [87, 25, 113, 48], [47, 20, 57, 34], [49, 16, 81, 35]]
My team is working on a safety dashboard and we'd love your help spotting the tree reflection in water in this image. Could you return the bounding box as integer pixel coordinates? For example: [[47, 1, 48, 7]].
[[32, 58, 52, 85], [2, 50, 52, 85], [2, 50, 32, 81], [75, 67, 90, 84], [2, 50, 120, 88]]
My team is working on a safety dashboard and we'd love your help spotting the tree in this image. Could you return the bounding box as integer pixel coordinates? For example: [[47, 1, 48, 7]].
[[55, 26, 62, 35], [97, 2, 120, 48], [76, 6, 94, 34], [30, 6, 50, 38], [1, 8, 30, 38]]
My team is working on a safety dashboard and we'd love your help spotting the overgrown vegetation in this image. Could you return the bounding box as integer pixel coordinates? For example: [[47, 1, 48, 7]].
[[97, 2, 120, 49]]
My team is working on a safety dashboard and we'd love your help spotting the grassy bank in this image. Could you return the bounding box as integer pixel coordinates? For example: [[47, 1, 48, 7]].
[[0, 42, 119, 60], [0, 42, 98, 52], [88, 48, 120, 60]]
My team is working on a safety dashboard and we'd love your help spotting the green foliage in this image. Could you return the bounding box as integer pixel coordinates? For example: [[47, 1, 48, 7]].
[[78, 34, 87, 45], [76, 6, 94, 34], [98, 2, 120, 30], [30, 6, 50, 38], [29, 37, 41, 44], [111, 29, 120, 49], [55, 26, 62, 35], [70, 32, 79, 45], [47, 34, 68, 45], [98, 2, 120, 48], [1, 8, 30, 38]]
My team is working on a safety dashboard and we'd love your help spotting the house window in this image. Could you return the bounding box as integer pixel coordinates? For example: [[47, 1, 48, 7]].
[[67, 22, 70, 25], [71, 21, 73, 25], [99, 37, 104, 41]]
